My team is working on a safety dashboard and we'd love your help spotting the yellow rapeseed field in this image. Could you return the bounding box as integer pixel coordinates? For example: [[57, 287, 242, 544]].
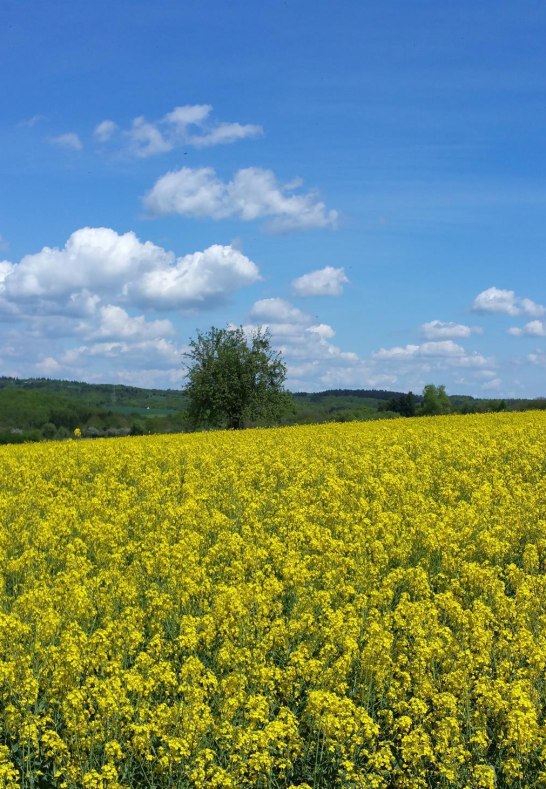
[[1, 412, 546, 788]]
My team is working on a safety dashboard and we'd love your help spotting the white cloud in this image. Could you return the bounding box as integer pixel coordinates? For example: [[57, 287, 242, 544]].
[[373, 340, 464, 360], [164, 104, 212, 127], [80, 305, 175, 341], [472, 287, 545, 317], [128, 244, 261, 309], [143, 166, 338, 232], [191, 122, 263, 148], [49, 132, 83, 151], [0, 227, 265, 387], [292, 266, 349, 296], [35, 356, 61, 375], [120, 104, 262, 158], [250, 298, 310, 324], [3, 227, 171, 303], [420, 319, 481, 339], [2, 227, 259, 313], [307, 323, 335, 338], [508, 320, 546, 337], [528, 351, 546, 367], [519, 298, 545, 317], [61, 337, 183, 370], [94, 120, 118, 142], [242, 300, 372, 391], [0, 261, 14, 283], [372, 340, 490, 368]]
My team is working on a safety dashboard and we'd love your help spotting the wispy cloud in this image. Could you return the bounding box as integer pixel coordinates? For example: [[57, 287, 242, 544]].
[[93, 120, 118, 143], [20, 114, 46, 128], [95, 104, 262, 158], [49, 132, 83, 151], [527, 351, 546, 367]]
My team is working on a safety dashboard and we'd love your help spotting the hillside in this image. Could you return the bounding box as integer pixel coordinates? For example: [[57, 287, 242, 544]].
[[0, 376, 544, 444]]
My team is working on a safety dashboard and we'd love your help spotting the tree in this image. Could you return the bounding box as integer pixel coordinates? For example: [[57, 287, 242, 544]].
[[379, 391, 416, 417], [421, 384, 451, 416], [401, 391, 417, 417], [183, 326, 293, 430]]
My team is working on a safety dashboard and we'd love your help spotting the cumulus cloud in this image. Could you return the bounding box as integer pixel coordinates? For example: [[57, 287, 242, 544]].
[[307, 323, 336, 338], [242, 299, 373, 391], [3, 227, 170, 304], [420, 319, 481, 339], [0, 261, 13, 283], [0, 227, 265, 388], [250, 298, 310, 324], [106, 104, 263, 158], [164, 104, 212, 127], [128, 244, 261, 309], [49, 132, 83, 151], [60, 337, 183, 370], [1, 227, 259, 312], [472, 287, 545, 317], [508, 320, 546, 337], [79, 305, 176, 342], [143, 166, 339, 232], [292, 266, 348, 296]]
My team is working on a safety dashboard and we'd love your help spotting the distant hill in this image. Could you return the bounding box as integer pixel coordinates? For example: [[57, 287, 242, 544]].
[[0, 376, 544, 444], [0, 377, 187, 443]]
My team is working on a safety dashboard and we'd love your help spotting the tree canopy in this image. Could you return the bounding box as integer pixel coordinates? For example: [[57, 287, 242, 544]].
[[183, 326, 293, 430], [421, 384, 451, 416]]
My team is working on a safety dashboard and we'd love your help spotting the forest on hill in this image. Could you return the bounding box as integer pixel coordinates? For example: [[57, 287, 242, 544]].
[[0, 376, 544, 444]]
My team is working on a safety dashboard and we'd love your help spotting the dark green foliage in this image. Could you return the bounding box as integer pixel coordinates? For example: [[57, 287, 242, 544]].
[[379, 391, 417, 417], [421, 384, 451, 415], [41, 422, 57, 439], [0, 378, 187, 443], [0, 375, 536, 445], [183, 326, 293, 430]]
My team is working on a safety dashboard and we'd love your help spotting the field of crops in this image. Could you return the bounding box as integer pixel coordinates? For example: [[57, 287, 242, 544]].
[[1, 413, 546, 788]]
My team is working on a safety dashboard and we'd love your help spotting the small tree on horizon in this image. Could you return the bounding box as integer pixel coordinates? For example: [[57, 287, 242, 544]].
[[183, 325, 293, 430], [421, 384, 451, 415]]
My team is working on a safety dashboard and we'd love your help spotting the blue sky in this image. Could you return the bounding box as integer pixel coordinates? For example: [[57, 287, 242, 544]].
[[1, 0, 546, 396]]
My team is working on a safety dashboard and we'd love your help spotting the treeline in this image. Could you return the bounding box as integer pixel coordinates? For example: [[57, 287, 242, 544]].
[[379, 384, 512, 417], [0, 376, 545, 444], [301, 388, 408, 401], [0, 381, 187, 444]]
